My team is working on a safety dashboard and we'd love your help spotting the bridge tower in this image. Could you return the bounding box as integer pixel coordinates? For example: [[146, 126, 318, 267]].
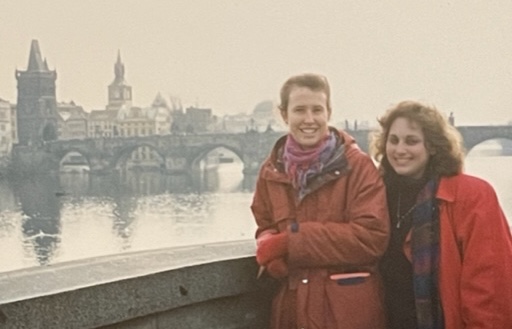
[[15, 40, 59, 146], [107, 50, 132, 110]]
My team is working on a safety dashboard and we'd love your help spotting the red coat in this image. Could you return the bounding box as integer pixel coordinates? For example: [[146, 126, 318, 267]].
[[403, 174, 512, 328], [251, 129, 390, 329]]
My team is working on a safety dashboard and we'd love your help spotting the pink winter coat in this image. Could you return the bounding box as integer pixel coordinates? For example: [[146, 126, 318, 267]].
[[251, 129, 390, 329], [403, 174, 512, 328]]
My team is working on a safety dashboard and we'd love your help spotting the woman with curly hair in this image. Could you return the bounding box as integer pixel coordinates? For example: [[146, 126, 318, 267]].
[[371, 100, 512, 329]]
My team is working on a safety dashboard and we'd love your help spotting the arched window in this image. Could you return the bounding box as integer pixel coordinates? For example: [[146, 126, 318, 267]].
[[42, 123, 57, 141]]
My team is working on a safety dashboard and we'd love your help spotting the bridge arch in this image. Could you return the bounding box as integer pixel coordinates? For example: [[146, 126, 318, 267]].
[[54, 148, 92, 168], [112, 143, 166, 170], [457, 126, 512, 154], [187, 145, 246, 192], [58, 149, 92, 172], [465, 137, 512, 156], [189, 144, 245, 171]]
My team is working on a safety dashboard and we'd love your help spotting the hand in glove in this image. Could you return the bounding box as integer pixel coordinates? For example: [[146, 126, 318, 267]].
[[266, 257, 289, 279], [256, 232, 288, 266]]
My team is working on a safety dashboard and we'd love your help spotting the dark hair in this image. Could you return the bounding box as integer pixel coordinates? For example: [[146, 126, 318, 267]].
[[278, 73, 332, 115], [370, 100, 465, 177]]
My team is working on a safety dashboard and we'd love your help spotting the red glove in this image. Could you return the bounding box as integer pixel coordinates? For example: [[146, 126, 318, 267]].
[[266, 258, 289, 279], [256, 230, 275, 247], [256, 232, 288, 266]]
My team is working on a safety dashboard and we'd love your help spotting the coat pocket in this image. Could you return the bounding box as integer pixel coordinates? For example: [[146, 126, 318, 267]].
[[324, 275, 386, 328]]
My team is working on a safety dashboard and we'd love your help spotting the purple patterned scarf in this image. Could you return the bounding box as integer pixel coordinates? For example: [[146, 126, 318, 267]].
[[411, 179, 444, 329], [283, 132, 336, 201]]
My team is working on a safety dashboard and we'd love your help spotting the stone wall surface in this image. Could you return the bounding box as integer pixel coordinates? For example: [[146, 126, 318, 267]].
[[0, 241, 275, 329]]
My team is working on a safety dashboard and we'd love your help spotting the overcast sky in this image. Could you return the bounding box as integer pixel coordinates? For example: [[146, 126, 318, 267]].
[[1, 0, 511, 125]]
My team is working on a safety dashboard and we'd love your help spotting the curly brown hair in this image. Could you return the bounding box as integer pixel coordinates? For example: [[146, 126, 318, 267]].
[[370, 100, 465, 177]]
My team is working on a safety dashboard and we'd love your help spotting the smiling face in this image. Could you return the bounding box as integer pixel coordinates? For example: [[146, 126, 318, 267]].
[[281, 86, 331, 149], [386, 117, 431, 179]]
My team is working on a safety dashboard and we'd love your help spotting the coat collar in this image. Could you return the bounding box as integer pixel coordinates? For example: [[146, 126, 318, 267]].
[[436, 175, 458, 203]]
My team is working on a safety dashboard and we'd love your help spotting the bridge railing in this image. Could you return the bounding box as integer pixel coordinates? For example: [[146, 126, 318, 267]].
[[0, 241, 274, 329]]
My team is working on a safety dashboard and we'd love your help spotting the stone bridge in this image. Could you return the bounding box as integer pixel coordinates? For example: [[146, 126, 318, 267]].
[[12, 131, 281, 179], [456, 125, 512, 152], [347, 125, 512, 154], [11, 125, 512, 178], [45, 131, 282, 175]]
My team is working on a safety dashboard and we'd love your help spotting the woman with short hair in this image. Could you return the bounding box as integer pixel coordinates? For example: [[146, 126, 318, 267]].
[[252, 73, 390, 329]]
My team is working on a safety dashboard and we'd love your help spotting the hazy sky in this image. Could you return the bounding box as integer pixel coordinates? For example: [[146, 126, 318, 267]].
[[1, 0, 512, 125]]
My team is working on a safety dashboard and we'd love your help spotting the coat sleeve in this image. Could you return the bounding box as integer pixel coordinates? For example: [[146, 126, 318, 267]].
[[288, 154, 390, 268], [250, 164, 276, 238], [452, 176, 512, 328]]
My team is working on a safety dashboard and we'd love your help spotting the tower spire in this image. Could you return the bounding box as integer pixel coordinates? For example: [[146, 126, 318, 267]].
[[27, 40, 47, 71], [114, 49, 125, 83], [107, 50, 132, 109], [16, 40, 58, 145]]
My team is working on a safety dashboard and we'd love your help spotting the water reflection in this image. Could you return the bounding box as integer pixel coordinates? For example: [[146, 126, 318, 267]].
[[0, 154, 255, 272], [11, 175, 62, 266], [2, 149, 507, 273]]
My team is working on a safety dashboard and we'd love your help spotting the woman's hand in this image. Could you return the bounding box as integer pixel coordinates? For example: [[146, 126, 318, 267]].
[[256, 232, 288, 266], [266, 257, 289, 278]]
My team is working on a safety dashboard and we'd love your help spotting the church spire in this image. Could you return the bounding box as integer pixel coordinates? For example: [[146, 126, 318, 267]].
[[27, 40, 47, 72], [107, 50, 132, 110], [114, 49, 125, 83]]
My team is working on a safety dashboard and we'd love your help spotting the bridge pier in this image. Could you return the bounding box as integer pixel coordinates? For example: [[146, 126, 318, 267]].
[[10, 145, 58, 175], [242, 166, 259, 191]]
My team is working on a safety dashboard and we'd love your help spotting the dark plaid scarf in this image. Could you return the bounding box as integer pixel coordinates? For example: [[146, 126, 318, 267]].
[[411, 179, 444, 329]]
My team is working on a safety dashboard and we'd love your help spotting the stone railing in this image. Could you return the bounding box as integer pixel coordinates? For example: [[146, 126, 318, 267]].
[[0, 240, 275, 329]]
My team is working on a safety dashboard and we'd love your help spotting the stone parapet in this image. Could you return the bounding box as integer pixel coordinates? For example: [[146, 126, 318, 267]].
[[0, 240, 274, 329]]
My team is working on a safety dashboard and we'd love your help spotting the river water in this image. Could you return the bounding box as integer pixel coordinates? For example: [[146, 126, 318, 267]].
[[0, 152, 511, 273]]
